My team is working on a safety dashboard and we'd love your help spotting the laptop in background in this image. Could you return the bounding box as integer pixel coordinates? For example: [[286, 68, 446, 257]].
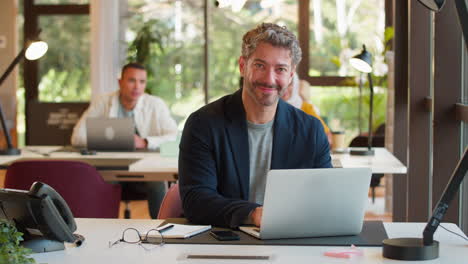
[[240, 168, 372, 240], [86, 118, 135, 151]]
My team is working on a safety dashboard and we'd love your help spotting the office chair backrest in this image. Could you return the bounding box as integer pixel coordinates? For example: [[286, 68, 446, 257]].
[[157, 183, 183, 219], [4, 160, 121, 218]]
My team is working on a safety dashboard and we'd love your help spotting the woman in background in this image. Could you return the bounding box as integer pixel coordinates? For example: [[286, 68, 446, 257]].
[[282, 73, 332, 144]]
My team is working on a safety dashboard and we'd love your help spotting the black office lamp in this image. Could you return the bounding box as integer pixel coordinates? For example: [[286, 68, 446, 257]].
[[382, 0, 468, 261], [349, 45, 375, 156], [0, 34, 48, 155]]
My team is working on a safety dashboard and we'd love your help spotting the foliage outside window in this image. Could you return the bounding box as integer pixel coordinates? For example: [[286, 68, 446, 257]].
[[310, 86, 387, 144], [38, 15, 91, 102], [308, 0, 386, 77], [305, 0, 388, 143]]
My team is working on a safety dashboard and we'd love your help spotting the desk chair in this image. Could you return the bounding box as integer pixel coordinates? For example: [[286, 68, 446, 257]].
[[157, 183, 183, 219], [4, 160, 121, 218]]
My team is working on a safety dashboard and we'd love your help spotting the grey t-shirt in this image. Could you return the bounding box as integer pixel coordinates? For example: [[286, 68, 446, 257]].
[[247, 120, 274, 205]]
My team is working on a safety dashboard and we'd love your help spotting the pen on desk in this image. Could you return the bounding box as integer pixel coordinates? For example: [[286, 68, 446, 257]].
[[157, 224, 174, 233]]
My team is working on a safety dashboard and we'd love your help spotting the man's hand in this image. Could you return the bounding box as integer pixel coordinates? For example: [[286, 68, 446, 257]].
[[134, 134, 148, 149], [251, 207, 263, 227]]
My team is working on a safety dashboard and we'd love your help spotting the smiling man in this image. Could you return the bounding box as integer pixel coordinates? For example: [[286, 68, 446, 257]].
[[179, 23, 332, 228]]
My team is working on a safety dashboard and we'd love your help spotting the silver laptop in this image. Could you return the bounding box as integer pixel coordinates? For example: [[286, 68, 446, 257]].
[[86, 118, 135, 151], [240, 168, 372, 239]]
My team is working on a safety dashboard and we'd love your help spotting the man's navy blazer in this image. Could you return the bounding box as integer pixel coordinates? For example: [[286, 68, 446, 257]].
[[179, 89, 332, 228]]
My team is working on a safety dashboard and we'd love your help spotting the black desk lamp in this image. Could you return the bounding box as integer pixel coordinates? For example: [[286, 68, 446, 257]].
[[349, 45, 375, 156], [382, 0, 468, 260], [0, 35, 48, 155]]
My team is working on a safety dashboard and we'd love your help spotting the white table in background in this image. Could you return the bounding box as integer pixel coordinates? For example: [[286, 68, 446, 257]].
[[0, 146, 178, 182], [332, 147, 407, 174], [0, 146, 406, 183]]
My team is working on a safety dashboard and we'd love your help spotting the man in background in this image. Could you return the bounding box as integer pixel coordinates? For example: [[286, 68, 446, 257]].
[[72, 62, 178, 218]]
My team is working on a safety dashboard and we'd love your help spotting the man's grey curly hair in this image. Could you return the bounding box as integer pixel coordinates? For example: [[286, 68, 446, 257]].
[[241, 23, 302, 66]]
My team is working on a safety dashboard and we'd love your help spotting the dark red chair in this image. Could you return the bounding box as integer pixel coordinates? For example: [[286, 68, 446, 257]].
[[4, 160, 121, 218]]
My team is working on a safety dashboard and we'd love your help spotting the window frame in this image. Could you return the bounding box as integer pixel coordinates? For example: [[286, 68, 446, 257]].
[[23, 0, 89, 144]]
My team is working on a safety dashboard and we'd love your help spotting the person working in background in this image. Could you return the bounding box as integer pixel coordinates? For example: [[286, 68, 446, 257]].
[[71, 62, 178, 218], [179, 23, 332, 228], [281, 73, 332, 143]]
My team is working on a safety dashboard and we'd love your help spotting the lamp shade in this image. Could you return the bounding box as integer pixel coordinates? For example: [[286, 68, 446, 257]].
[[417, 0, 446, 11], [349, 45, 372, 73], [25, 40, 48, 60]]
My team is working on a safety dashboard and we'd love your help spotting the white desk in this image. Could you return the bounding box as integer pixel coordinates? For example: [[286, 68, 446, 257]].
[[32, 218, 467, 264], [0, 146, 178, 182], [0, 146, 406, 183], [333, 148, 407, 174]]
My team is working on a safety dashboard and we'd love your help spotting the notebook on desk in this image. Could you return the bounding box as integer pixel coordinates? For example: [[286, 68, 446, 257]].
[[151, 224, 211, 239], [240, 168, 372, 240], [86, 118, 135, 151]]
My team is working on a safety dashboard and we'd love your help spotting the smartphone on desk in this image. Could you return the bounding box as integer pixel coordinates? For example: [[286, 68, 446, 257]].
[[210, 231, 240, 241]]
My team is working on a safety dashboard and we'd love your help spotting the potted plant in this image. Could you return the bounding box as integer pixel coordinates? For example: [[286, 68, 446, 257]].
[[0, 219, 35, 264]]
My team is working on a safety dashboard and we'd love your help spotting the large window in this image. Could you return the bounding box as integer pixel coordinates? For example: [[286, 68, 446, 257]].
[[22, 0, 90, 145], [123, 0, 386, 140], [304, 0, 388, 142], [38, 15, 90, 102], [126, 0, 204, 125], [308, 0, 386, 77], [24, 0, 387, 141]]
